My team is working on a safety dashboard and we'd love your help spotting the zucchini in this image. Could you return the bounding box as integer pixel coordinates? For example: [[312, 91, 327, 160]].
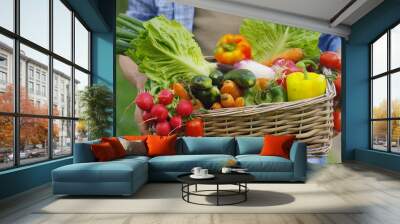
[[209, 70, 224, 87], [192, 86, 220, 109], [224, 69, 256, 88], [191, 75, 213, 90]]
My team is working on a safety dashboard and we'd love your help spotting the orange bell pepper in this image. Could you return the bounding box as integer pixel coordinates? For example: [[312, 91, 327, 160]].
[[214, 34, 252, 65]]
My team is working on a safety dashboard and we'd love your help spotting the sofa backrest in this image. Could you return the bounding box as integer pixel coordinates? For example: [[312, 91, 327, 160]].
[[178, 137, 235, 155], [235, 136, 264, 155], [74, 136, 266, 161], [73, 140, 100, 163]]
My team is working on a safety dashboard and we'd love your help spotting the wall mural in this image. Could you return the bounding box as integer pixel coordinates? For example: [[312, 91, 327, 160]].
[[115, 1, 342, 164]]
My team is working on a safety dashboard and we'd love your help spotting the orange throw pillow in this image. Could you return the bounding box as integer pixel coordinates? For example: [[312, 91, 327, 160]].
[[101, 137, 126, 158], [260, 134, 295, 159], [146, 135, 177, 157], [124, 135, 147, 141], [91, 142, 117, 162]]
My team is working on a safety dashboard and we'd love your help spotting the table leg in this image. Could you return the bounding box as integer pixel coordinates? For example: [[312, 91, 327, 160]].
[[195, 184, 198, 192], [187, 184, 190, 202], [217, 184, 219, 206], [245, 183, 247, 201]]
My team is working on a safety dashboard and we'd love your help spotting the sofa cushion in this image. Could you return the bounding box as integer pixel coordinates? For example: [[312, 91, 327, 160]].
[[149, 154, 235, 172], [91, 142, 118, 161], [147, 135, 177, 157], [119, 138, 147, 156], [101, 137, 127, 158], [260, 135, 295, 159], [235, 137, 263, 155], [73, 140, 100, 163], [236, 155, 293, 172], [53, 158, 147, 183], [115, 155, 150, 163], [180, 137, 235, 155]]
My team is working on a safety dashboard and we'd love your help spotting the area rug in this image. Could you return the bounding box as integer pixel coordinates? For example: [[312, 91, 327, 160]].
[[38, 183, 362, 214]]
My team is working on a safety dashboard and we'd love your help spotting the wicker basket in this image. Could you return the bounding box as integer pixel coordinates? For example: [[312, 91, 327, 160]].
[[194, 81, 336, 155]]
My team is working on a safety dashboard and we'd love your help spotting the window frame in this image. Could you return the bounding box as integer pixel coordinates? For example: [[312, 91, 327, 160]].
[[0, 0, 92, 171], [370, 21, 400, 154]]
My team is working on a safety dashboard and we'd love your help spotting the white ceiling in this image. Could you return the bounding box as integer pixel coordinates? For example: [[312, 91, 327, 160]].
[[173, 0, 384, 38], [226, 0, 353, 22]]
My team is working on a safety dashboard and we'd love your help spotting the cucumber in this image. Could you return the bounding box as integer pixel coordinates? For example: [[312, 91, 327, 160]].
[[224, 69, 256, 88]]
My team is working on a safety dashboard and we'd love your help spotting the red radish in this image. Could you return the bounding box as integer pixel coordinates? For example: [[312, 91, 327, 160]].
[[155, 121, 171, 136], [135, 92, 154, 111], [150, 104, 169, 122], [158, 89, 174, 105], [170, 115, 183, 130], [176, 99, 193, 117], [142, 110, 154, 123]]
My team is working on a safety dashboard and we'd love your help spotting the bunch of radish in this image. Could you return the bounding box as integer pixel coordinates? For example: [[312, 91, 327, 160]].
[[135, 89, 193, 136]]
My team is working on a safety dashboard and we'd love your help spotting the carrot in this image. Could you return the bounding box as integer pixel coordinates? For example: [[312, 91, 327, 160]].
[[263, 48, 304, 66], [172, 83, 191, 100]]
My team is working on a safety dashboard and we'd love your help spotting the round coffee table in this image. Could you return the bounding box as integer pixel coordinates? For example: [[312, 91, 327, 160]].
[[177, 173, 255, 206]]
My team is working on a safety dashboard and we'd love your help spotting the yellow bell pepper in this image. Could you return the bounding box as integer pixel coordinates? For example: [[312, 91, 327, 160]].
[[286, 60, 326, 101]]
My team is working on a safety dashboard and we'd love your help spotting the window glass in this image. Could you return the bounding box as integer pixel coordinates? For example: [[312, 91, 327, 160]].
[[0, 116, 13, 170], [53, 0, 72, 60], [19, 117, 49, 165], [372, 33, 387, 76], [372, 76, 387, 119], [391, 24, 400, 70], [0, 0, 14, 31], [372, 121, 388, 151], [0, 34, 14, 112], [391, 120, 400, 153], [74, 69, 89, 118], [0, 1, 92, 169], [20, 0, 49, 49], [75, 120, 88, 143], [53, 59, 72, 116], [74, 18, 89, 69], [391, 72, 400, 118], [20, 44, 49, 115], [53, 119, 72, 157]]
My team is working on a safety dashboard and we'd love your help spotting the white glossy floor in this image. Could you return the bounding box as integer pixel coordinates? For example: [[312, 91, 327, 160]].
[[1, 162, 400, 224]]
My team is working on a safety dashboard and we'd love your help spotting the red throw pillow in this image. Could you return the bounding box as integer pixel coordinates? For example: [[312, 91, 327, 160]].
[[260, 134, 295, 159], [124, 135, 147, 141], [101, 137, 126, 158], [91, 142, 117, 162], [146, 135, 177, 157]]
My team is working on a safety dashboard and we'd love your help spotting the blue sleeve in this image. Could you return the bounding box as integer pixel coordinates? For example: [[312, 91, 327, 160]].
[[318, 34, 341, 52], [126, 0, 157, 21]]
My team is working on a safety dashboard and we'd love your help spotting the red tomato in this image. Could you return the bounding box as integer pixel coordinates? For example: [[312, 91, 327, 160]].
[[185, 118, 204, 137], [320, 51, 341, 71], [333, 109, 341, 132]]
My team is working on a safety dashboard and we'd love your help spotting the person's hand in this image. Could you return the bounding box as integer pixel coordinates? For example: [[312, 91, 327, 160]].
[[118, 55, 148, 91], [118, 55, 150, 134]]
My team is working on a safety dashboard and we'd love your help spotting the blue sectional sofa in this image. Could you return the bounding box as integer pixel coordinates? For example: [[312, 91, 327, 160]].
[[52, 137, 307, 196]]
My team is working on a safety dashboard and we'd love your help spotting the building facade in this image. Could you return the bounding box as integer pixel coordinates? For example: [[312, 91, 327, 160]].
[[0, 41, 76, 156]]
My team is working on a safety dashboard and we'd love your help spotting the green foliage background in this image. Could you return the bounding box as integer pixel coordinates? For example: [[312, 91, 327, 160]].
[[116, 0, 140, 135]]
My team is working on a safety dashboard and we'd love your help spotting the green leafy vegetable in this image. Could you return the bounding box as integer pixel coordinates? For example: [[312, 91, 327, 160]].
[[117, 14, 215, 87], [240, 19, 320, 63]]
